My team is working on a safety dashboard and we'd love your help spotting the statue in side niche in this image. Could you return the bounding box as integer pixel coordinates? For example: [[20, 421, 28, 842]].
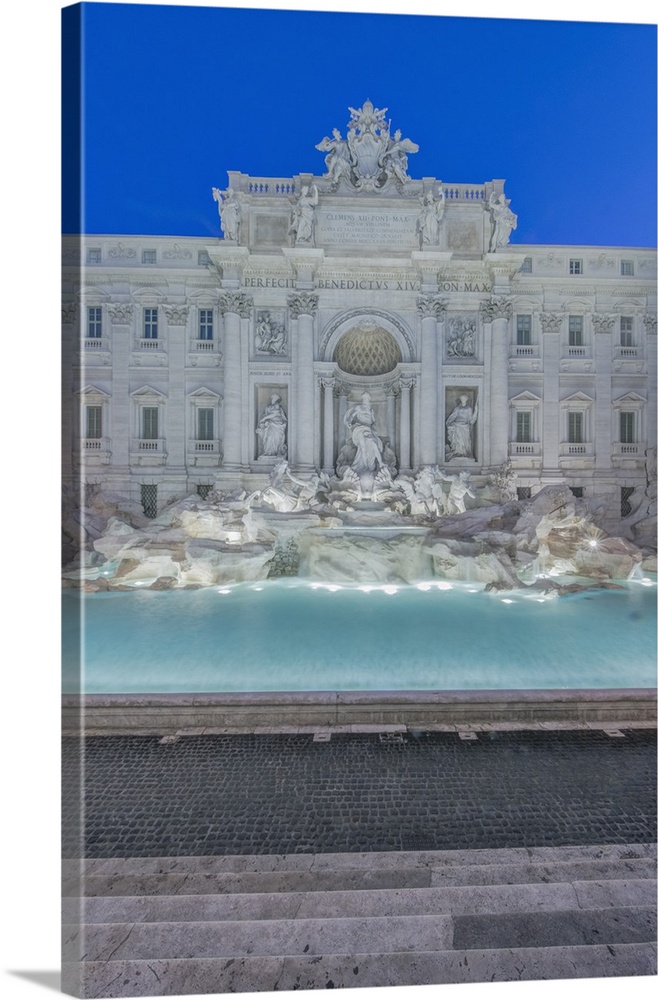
[[256, 394, 287, 457], [446, 393, 478, 460]]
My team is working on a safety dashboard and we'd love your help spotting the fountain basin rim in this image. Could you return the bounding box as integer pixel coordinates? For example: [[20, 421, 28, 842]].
[[62, 687, 657, 735]]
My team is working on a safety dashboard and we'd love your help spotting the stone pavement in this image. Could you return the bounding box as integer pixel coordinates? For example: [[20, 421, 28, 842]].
[[62, 727, 656, 858]]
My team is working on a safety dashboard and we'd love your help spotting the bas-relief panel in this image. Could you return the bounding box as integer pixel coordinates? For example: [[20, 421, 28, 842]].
[[254, 310, 288, 357], [255, 214, 289, 246], [445, 314, 478, 361], [445, 220, 480, 253]]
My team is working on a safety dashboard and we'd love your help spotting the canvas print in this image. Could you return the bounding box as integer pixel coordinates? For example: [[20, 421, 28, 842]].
[[61, 2, 657, 997]]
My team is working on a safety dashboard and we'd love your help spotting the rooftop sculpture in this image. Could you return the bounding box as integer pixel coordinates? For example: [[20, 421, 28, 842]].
[[316, 100, 419, 192]]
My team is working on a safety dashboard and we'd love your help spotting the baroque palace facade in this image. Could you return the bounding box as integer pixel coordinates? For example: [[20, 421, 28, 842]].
[[63, 102, 656, 527]]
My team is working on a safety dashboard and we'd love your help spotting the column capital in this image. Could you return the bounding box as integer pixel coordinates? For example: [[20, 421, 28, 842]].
[[643, 313, 657, 335], [62, 303, 78, 325], [417, 294, 447, 320], [480, 297, 512, 322], [288, 291, 318, 318], [539, 312, 563, 334], [592, 313, 615, 335], [218, 290, 253, 318], [162, 304, 189, 326], [107, 303, 134, 325], [399, 375, 416, 391]]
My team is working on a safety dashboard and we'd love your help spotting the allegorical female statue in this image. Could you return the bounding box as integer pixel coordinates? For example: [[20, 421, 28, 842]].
[[446, 393, 478, 460], [212, 186, 241, 241], [488, 192, 517, 252], [256, 394, 287, 457], [289, 184, 319, 245]]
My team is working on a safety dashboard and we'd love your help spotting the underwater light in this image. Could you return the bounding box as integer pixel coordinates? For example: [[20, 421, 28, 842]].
[[435, 581, 453, 591], [383, 585, 398, 595], [416, 583, 432, 591]]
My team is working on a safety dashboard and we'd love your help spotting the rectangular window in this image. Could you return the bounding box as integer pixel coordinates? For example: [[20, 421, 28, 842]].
[[87, 306, 102, 339], [516, 315, 531, 345], [516, 486, 531, 500], [85, 406, 102, 439], [568, 315, 583, 346], [570, 486, 584, 499], [141, 484, 158, 519], [197, 408, 214, 440], [516, 411, 532, 442], [142, 249, 157, 264], [569, 259, 582, 275], [143, 308, 158, 339], [568, 411, 584, 443], [198, 309, 214, 340], [197, 251, 210, 266], [621, 486, 635, 518], [521, 256, 532, 273], [620, 411, 635, 444], [620, 316, 634, 346], [621, 260, 634, 276], [142, 406, 158, 440], [87, 248, 101, 264]]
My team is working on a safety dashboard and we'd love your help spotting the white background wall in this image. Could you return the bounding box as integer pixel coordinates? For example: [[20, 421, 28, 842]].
[[3, 4, 655, 1000]]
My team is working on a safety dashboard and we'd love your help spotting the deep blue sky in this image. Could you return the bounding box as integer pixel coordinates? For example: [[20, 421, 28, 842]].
[[63, 2, 657, 247]]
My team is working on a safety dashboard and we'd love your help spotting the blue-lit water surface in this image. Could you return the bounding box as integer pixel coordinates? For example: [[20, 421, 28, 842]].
[[62, 578, 657, 694]]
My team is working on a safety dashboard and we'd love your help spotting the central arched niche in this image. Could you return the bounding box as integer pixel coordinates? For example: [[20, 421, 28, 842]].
[[334, 323, 402, 376]]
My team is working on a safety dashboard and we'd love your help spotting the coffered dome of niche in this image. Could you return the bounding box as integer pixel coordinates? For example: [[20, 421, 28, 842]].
[[334, 324, 402, 376]]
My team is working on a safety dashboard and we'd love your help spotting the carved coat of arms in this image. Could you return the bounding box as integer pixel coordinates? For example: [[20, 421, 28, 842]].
[[316, 100, 419, 192]]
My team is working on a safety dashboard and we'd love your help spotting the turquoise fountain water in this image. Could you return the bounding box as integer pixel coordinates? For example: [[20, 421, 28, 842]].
[[62, 577, 657, 694]]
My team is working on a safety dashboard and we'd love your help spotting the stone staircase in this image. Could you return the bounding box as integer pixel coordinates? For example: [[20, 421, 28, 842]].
[[62, 843, 657, 997]]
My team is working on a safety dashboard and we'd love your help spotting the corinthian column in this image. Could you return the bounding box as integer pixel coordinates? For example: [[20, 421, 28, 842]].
[[481, 297, 512, 468], [417, 295, 446, 466], [321, 377, 335, 473], [218, 291, 252, 470], [288, 292, 318, 471], [399, 377, 414, 473]]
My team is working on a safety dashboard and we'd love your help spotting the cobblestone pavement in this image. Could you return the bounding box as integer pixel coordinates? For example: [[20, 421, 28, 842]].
[[62, 729, 656, 857]]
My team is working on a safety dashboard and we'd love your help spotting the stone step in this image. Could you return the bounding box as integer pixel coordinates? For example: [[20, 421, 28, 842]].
[[66, 841, 657, 877], [63, 855, 657, 898], [65, 913, 455, 962], [64, 905, 656, 963], [66, 877, 657, 925], [64, 942, 658, 997]]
